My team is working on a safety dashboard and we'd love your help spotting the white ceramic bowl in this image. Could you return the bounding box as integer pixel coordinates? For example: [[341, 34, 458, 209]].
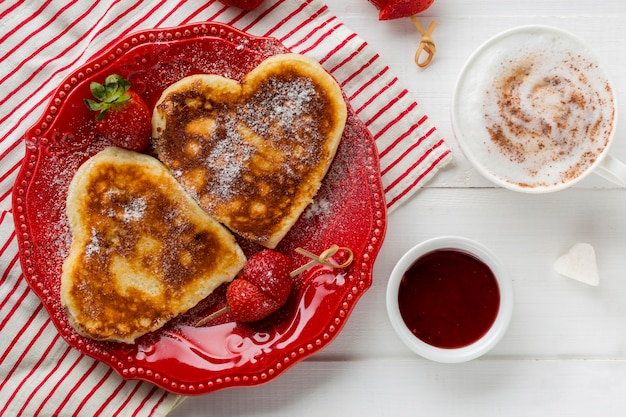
[[386, 236, 514, 363]]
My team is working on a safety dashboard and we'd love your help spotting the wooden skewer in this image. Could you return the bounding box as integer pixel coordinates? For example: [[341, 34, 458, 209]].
[[290, 244, 354, 277], [410, 17, 438, 68]]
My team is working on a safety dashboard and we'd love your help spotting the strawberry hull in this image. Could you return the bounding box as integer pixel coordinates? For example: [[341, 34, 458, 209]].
[[85, 75, 151, 151], [93, 91, 151, 151]]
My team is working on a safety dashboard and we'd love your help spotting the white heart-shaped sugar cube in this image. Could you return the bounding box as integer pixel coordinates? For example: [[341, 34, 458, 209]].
[[554, 243, 599, 286]]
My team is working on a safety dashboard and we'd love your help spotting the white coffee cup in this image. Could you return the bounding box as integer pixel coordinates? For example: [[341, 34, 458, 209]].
[[452, 25, 626, 192]]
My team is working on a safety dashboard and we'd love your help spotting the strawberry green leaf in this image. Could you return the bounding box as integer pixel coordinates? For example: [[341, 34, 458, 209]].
[[89, 82, 107, 101], [85, 74, 134, 120], [83, 98, 103, 112]]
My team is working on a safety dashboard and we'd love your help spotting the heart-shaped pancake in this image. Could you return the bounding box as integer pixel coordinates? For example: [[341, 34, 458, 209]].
[[61, 147, 246, 343], [151, 53, 347, 249]]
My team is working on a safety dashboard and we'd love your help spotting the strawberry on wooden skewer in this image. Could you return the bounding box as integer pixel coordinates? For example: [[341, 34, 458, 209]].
[[227, 250, 293, 322], [197, 250, 293, 325], [84, 74, 151, 151], [196, 246, 354, 326]]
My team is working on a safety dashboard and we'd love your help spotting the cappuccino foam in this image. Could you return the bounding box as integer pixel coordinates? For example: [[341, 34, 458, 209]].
[[454, 27, 615, 189]]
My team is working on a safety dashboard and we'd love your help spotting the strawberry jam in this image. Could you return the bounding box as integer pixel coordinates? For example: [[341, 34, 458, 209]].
[[398, 249, 500, 349]]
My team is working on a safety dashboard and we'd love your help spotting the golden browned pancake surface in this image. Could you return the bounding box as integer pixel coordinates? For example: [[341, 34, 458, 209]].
[[152, 53, 347, 248], [61, 147, 246, 344]]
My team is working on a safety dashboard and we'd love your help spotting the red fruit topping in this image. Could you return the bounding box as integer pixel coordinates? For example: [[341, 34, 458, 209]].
[[196, 246, 354, 326], [369, 0, 435, 20], [84, 74, 151, 151], [227, 250, 293, 322]]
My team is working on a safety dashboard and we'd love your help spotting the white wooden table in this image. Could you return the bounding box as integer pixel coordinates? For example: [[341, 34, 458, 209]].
[[173, 1, 626, 415]]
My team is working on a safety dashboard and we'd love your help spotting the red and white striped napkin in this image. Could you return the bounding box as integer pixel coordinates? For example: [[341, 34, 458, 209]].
[[0, 0, 451, 415]]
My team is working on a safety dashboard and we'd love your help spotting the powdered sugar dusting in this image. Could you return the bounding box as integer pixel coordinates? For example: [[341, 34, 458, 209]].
[[302, 198, 331, 220], [203, 117, 254, 204], [30, 139, 106, 265], [85, 227, 101, 257], [242, 77, 317, 138], [123, 197, 147, 222]]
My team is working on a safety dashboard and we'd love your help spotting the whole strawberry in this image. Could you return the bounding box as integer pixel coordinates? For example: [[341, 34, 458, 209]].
[[84, 74, 151, 151], [227, 250, 293, 322], [369, 0, 434, 20], [217, 0, 264, 11]]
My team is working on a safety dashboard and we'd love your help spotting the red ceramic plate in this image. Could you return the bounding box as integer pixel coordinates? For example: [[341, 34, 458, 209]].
[[12, 22, 387, 395]]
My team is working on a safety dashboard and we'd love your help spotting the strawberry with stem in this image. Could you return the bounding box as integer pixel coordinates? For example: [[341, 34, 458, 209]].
[[84, 74, 151, 151]]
